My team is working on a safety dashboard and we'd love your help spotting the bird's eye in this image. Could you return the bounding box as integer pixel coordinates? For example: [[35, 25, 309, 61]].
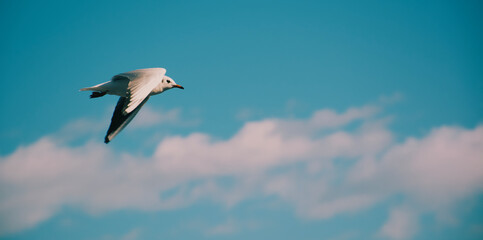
[[167, 80, 171, 83]]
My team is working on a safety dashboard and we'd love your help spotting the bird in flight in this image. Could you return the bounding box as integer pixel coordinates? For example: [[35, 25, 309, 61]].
[[80, 68, 184, 143]]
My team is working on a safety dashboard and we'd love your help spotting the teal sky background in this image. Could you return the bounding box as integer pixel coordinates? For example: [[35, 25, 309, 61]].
[[0, 1, 482, 240]]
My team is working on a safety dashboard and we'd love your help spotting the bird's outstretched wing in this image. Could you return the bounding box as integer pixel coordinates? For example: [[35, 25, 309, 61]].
[[112, 68, 166, 115], [104, 96, 150, 143]]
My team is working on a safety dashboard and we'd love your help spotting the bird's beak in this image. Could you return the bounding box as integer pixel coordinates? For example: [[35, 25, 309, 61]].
[[173, 84, 184, 89]]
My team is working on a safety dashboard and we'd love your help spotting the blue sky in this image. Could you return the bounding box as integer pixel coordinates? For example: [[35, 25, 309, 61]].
[[0, 0, 482, 239]]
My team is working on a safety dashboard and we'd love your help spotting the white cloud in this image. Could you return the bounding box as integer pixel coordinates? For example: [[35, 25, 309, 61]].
[[346, 125, 483, 215], [0, 104, 482, 236], [381, 126, 483, 209]]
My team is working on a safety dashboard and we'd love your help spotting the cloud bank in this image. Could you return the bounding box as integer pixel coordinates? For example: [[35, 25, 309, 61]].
[[0, 104, 482, 237]]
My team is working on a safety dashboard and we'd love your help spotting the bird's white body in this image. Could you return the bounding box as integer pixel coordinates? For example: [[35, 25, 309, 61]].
[[83, 79, 166, 97], [80, 68, 184, 143], [81, 68, 170, 97]]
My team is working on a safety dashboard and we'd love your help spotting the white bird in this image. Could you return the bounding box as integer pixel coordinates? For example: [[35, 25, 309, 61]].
[[80, 68, 184, 143]]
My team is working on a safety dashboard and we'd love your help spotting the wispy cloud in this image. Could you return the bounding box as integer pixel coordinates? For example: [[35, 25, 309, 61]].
[[121, 228, 142, 240], [378, 206, 418, 240], [97, 228, 142, 240], [205, 218, 238, 236], [235, 107, 260, 121], [0, 103, 482, 236], [128, 106, 198, 129], [204, 218, 260, 236]]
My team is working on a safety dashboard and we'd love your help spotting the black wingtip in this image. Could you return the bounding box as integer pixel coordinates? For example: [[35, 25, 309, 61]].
[[90, 91, 107, 99], [104, 137, 110, 144]]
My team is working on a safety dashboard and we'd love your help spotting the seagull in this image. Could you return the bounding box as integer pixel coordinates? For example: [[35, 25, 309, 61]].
[[80, 68, 184, 143]]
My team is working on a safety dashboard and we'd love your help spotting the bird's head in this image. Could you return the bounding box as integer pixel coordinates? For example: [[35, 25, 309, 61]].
[[162, 76, 184, 90]]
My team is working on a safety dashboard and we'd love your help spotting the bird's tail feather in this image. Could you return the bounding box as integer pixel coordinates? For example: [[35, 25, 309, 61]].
[[79, 81, 111, 92], [79, 85, 107, 98]]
